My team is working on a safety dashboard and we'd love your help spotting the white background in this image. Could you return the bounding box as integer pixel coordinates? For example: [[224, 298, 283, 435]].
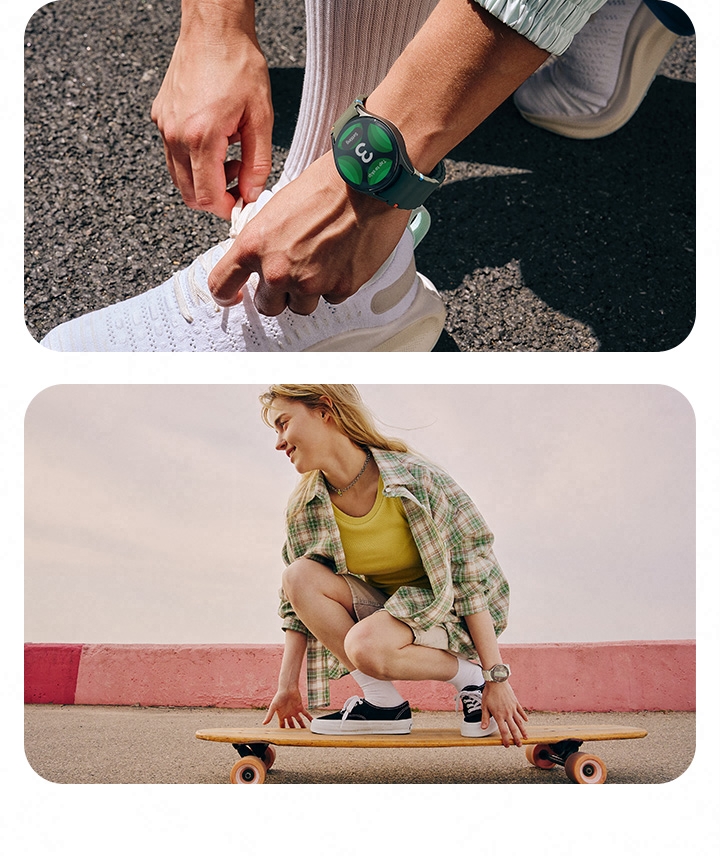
[[5, 1, 718, 853]]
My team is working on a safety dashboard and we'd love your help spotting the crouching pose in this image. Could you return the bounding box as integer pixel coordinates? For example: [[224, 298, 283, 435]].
[[259, 385, 528, 747]]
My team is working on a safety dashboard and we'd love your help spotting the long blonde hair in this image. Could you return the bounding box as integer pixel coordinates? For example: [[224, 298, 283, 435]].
[[259, 384, 408, 507]]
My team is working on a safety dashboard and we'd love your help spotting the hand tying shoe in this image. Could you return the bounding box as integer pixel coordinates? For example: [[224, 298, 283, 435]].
[[39, 191, 445, 352]]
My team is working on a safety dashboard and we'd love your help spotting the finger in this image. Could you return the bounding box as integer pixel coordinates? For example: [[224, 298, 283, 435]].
[[189, 142, 236, 220], [286, 292, 322, 316], [253, 278, 291, 317], [262, 704, 275, 726], [207, 250, 254, 307], [237, 107, 274, 204], [498, 721, 513, 748], [159, 139, 180, 190], [507, 718, 524, 747], [514, 710, 529, 739]]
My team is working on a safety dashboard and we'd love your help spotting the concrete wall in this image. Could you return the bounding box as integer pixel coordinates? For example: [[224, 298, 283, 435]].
[[24, 640, 696, 711]]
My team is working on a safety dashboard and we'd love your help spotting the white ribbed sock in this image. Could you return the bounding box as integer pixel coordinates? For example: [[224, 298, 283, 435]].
[[278, 0, 438, 186], [448, 657, 485, 692], [351, 669, 406, 707]]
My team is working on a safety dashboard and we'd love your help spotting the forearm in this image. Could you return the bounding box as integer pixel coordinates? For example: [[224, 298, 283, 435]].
[[277, 629, 308, 691], [366, 0, 549, 174], [464, 610, 503, 669]]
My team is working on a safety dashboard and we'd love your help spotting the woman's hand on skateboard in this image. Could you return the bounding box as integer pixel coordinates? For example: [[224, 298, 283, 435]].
[[481, 682, 529, 748], [263, 687, 312, 729]]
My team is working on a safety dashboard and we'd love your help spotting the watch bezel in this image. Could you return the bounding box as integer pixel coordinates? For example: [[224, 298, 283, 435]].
[[485, 664, 511, 682], [331, 113, 405, 195]]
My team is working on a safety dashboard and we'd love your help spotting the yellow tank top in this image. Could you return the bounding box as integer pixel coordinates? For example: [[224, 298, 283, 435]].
[[333, 478, 431, 596]]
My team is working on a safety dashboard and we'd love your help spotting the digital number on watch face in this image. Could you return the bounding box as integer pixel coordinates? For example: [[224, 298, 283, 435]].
[[333, 116, 400, 193]]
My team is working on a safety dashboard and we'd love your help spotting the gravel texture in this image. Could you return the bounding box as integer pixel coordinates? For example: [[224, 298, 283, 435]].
[[24, 0, 696, 351]]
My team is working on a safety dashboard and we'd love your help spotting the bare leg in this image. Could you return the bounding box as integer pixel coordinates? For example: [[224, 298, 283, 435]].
[[281, 558, 358, 670], [344, 610, 459, 683]]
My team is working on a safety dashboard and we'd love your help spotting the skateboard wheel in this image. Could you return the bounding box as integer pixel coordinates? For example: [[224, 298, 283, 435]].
[[564, 752, 607, 784], [230, 756, 267, 784], [261, 745, 277, 770], [525, 743, 557, 770]]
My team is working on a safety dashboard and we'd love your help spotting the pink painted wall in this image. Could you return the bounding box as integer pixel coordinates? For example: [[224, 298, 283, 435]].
[[24, 640, 696, 712]]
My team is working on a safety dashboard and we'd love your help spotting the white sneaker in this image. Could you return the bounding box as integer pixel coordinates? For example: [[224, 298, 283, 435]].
[[513, 1, 678, 139], [39, 191, 445, 352]]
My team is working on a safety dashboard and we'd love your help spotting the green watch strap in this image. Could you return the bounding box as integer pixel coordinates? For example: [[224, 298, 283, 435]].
[[373, 157, 446, 210], [331, 98, 445, 209]]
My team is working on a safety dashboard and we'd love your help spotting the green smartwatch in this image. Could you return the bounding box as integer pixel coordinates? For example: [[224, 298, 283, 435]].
[[330, 97, 445, 210]]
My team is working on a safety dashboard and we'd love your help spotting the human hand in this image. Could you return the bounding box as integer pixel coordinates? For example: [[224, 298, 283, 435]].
[[207, 152, 412, 315], [481, 682, 529, 748], [151, 20, 273, 219], [262, 687, 312, 729]]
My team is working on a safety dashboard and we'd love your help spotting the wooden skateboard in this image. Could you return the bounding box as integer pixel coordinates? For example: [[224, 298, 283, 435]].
[[195, 723, 648, 784]]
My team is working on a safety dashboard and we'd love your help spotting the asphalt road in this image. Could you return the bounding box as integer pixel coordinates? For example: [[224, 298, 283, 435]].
[[25, 706, 694, 785], [24, 0, 696, 351]]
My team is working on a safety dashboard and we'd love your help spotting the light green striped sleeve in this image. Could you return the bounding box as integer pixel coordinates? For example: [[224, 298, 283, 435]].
[[471, 0, 607, 54]]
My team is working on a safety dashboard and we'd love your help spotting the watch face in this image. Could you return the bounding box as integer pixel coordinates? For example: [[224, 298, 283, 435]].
[[332, 115, 401, 194], [490, 665, 510, 682]]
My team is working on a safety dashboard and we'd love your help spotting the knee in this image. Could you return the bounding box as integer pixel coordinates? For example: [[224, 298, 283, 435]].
[[281, 557, 328, 605], [345, 622, 393, 680]]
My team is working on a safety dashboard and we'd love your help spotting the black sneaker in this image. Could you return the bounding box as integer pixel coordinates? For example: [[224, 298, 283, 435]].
[[310, 695, 413, 734], [457, 685, 499, 738]]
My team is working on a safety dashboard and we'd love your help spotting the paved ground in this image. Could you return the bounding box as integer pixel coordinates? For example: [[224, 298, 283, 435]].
[[24, 0, 695, 351], [25, 705, 694, 785]]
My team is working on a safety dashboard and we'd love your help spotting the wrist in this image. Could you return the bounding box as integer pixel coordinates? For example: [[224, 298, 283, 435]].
[[181, 0, 257, 41], [323, 153, 412, 227]]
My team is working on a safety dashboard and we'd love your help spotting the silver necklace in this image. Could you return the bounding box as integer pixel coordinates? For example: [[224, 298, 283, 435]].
[[325, 449, 372, 496]]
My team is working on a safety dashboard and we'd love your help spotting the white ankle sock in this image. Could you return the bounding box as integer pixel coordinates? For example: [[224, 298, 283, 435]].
[[279, 0, 438, 184], [449, 658, 485, 692], [351, 669, 405, 708]]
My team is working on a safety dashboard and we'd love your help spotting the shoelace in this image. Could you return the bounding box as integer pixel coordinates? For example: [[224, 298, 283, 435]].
[[340, 695, 364, 720], [173, 198, 261, 323], [456, 688, 484, 716], [173, 250, 219, 323]]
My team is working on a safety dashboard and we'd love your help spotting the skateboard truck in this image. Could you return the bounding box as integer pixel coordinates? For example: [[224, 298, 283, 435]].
[[525, 739, 608, 784]]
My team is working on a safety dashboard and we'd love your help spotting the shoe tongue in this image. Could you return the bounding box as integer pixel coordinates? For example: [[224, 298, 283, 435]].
[[229, 189, 275, 239]]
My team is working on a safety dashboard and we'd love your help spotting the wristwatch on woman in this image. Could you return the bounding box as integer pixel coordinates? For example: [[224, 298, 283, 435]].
[[482, 664, 511, 682], [330, 97, 446, 210]]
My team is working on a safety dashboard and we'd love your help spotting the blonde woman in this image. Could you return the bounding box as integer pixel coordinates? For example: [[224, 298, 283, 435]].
[[260, 385, 528, 747]]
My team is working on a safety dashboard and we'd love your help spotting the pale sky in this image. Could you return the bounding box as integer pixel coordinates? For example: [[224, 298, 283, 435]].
[[24, 384, 695, 645]]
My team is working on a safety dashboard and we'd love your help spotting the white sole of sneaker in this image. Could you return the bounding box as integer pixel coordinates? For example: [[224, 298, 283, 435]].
[[303, 274, 446, 352], [516, 5, 678, 139], [310, 720, 413, 735], [460, 718, 500, 738]]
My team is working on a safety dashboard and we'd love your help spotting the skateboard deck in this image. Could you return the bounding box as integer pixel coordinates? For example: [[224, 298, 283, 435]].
[[195, 724, 647, 784]]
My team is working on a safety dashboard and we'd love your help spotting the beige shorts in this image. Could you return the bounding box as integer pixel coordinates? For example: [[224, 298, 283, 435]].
[[342, 573, 449, 651]]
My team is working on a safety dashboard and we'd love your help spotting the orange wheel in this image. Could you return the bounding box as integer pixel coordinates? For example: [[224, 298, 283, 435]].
[[564, 752, 607, 784], [230, 756, 267, 784], [525, 743, 557, 770], [262, 745, 277, 770]]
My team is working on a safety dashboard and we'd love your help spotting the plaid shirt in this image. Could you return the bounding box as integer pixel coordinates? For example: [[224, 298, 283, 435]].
[[280, 448, 510, 708]]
